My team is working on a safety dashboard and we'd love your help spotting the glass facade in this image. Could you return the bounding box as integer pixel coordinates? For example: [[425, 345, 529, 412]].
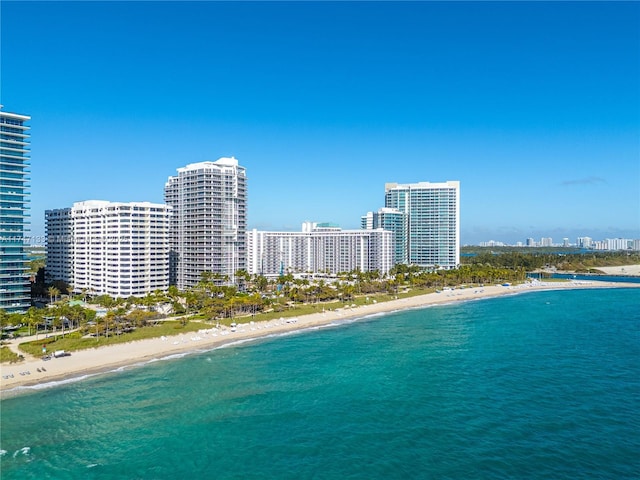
[[0, 107, 31, 312], [384, 181, 460, 269], [362, 208, 406, 267]]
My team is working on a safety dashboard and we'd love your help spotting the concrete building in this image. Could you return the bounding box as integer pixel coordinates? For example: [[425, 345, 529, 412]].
[[479, 240, 506, 247], [0, 107, 31, 312], [361, 207, 405, 266], [247, 222, 394, 277], [44, 208, 73, 286], [165, 158, 247, 289], [540, 237, 553, 247], [605, 238, 631, 251], [576, 237, 593, 248], [382, 181, 460, 269], [45, 201, 171, 298]]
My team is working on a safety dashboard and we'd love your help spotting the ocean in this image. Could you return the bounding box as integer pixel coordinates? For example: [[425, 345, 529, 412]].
[[1, 288, 639, 479]]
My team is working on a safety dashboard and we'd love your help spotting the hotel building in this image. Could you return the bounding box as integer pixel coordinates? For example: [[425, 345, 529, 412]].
[[0, 107, 31, 312], [165, 158, 247, 289], [247, 222, 394, 276], [364, 181, 460, 270], [45, 201, 171, 298]]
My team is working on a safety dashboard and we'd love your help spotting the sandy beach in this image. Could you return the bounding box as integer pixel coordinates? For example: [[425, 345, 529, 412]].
[[595, 264, 640, 276], [2, 279, 639, 397]]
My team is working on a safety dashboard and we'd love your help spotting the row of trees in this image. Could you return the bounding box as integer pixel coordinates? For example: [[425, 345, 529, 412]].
[[461, 250, 639, 272], [0, 263, 534, 340]]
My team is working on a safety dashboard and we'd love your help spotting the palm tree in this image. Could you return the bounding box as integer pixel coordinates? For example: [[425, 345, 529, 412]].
[[67, 304, 87, 331], [0, 309, 7, 338], [48, 286, 60, 304], [235, 269, 250, 291], [104, 310, 116, 339], [167, 285, 180, 301], [25, 307, 42, 337]]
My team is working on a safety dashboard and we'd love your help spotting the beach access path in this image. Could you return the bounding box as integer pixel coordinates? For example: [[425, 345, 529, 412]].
[[2, 279, 639, 397]]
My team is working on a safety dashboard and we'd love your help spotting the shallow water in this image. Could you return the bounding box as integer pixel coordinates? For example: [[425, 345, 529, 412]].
[[1, 288, 639, 479]]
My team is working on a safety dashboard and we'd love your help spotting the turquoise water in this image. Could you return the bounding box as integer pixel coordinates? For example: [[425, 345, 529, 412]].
[[1, 288, 639, 479]]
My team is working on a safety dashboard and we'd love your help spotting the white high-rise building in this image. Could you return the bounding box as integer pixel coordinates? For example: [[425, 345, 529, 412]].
[[384, 181, 460, 269], [45, 200, 171, 298], [45, 208, 73, 285], [606, 238, 631, 251], [247, 222, 394, 276], [576, 236, 593, 248], [540, 237, 553, 247], [165, 158, 247, 290], [361, 207, 405, 266]]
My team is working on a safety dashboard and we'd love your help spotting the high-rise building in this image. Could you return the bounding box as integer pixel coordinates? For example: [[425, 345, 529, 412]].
[[606, 238, 631, 251], [383, 181, 460, 269], [540, 237, 553, 247], [247, 222, 394, 276], [0, 107, 31, 313], [165, 158, 247, 290], [44, 208, 73, 286], [576, 236, 592, 248], [45, 201, 171, 298], [361, 207, 405, 266]]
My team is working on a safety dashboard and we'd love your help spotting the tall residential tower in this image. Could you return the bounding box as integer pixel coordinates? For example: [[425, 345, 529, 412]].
[[0, 107, 31, 312], [384, 181, 460, 269], [363, 181, 460, 270], [165, 158, 247, 289]]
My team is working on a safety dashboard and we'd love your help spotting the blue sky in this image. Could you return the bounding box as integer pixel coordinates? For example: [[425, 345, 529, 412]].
[[2, 1, 639, 245]]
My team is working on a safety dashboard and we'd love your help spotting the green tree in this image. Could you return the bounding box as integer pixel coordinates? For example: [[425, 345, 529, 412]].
[[48, 286, 60, 304], [0, 309, 7, 338]]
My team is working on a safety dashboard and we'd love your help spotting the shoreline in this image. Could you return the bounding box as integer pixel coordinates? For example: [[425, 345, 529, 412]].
[[2, 279, 639, 399], [537, 263, 640, 277]]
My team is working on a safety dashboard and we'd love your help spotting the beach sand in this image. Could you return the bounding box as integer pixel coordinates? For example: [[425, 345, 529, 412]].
[[2, 279, 639, 397], [595, 264, 640, 276]]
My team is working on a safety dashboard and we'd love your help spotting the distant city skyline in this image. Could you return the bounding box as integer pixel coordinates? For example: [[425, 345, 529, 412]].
[[2, 2, 639, 245], [477, 236, 640, 250]]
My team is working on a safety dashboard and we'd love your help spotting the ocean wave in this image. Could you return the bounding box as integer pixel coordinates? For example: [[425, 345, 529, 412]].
[[13, 447, 30, 458]]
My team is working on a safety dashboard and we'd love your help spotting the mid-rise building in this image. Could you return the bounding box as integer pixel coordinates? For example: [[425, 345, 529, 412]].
[[247, 222, 394, 276], [479, 240, 506, 247], [165, 158, 247, 289], [381, 181, 460, 269], [45, 201, 171, 298], [0, 107, 31, 312]]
